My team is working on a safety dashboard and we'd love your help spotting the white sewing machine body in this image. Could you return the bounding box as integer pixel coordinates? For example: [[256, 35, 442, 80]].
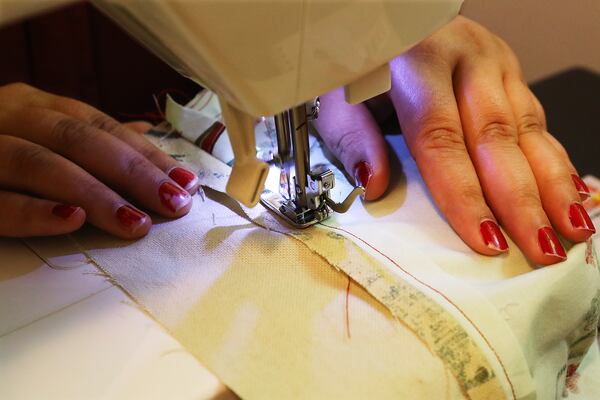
[[93, 0, 462, 225]]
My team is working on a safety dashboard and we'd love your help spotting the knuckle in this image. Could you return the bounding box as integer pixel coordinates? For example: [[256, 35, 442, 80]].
[[545, 171, 572, 190], [442, 183, 485, 216], [455, 20, 490, 54], [89, 113, 121, 134], [516, 113, 543, 135], [51, 117, 96, 148], [512, 187, 542, 210], [416, 126, 465, 156], [9, 141, 52, 172], [137, 145, 166, 165], [413, 36, 441, 57], [330, 130, 366, 162], [122, 153, 151, 179], [455, 184, 486, 208], [475, 119, 517, 145]]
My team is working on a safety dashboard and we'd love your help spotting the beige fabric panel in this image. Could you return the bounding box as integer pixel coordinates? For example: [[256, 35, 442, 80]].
[[67, 188, 466, 399]]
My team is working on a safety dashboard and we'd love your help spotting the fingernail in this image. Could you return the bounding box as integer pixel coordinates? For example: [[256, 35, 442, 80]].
[[168, 167, 198, 191], [116, 205, 147, 230], [354, 161, 372, 190], [571, 174, 590, 200], [538, 227, 567, 260], [52, 204, 79, 219], [159, 181, 191, 212], [480, 219, 509, 252], [569, 203, 596, 233]]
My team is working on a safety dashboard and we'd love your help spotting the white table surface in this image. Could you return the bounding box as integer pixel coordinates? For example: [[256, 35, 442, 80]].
[[0, 238, 237, 400]]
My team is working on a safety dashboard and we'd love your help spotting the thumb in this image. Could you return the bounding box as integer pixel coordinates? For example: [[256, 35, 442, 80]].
[[314, 88, 389, 201]]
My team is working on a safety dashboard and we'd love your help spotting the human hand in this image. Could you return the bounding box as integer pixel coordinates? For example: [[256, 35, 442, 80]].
[[315, 16, 594, 265], [0, 83, 199, 239]]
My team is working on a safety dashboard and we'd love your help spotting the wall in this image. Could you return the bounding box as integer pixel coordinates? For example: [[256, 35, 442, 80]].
[[461, 0, 600, 82]]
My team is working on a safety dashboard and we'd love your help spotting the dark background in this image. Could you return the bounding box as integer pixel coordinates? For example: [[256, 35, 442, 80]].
[[0, 2, 198, 123], [1, 2, 598, 176]]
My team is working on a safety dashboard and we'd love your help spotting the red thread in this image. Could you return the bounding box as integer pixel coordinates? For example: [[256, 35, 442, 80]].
[[320, 222, 517, 400]]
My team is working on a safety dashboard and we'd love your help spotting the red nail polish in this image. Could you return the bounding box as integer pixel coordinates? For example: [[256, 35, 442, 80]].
[[168, 167, 198, 191], [538, 227, 567, 259], [354, 161, 372, 189], [480, 220, 509, 252], [569, 203, 596, 233], [159, 182, 191, 212], [52, 204, 79, 219], [116, 205, 146, 230], [571, 175, 590, 199]]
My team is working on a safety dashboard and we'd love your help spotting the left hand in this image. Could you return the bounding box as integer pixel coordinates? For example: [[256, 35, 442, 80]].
[[0, 83, 199, 239], [315, 16, 594, 265]]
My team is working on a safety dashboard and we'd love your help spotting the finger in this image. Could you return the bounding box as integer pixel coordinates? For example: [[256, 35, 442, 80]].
[[0, 108, 192, 218], [504, 78, 595, 241], [541, 131, 590, 200], [123, 121, 154, 135], [47, 97, 199, 194], [0, 135, 151, 239], [528, 91, 573, 169], [455, 62, 566, 265], [530, 92, 547, 131], [389, 56, 508, 255], [527, 92, 581, 181], [314, 87, 390, 201], [0, 190, 85, 237], [543, 131, 574, 170]]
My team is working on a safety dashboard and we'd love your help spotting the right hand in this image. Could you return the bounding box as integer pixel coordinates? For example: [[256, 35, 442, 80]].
[[315, 16, 594, 265], [0, 83, 199, 239]]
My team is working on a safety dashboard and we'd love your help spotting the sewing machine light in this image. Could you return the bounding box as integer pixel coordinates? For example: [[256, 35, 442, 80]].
[[261, 99, 365, 228]]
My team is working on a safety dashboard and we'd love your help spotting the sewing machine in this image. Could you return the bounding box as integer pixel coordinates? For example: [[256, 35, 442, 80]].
[[93, 0, 463, 227]]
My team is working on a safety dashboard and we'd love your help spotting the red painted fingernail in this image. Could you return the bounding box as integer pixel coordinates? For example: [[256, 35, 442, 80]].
[[159, 181, 191, 212], [116, 205, 147, 230], [569, 203, 596, 233], [354, 161, 372, 190], [168, 167, 198, 191], [52, 204, 79, 219], [538, 227, 567, 260], [480, 219, 509, 252], [572, 174, 590, 200]]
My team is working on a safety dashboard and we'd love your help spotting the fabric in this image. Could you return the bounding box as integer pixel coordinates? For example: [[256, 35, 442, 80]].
[[25, 99, 600, 399], [163, 92, 600, 398]]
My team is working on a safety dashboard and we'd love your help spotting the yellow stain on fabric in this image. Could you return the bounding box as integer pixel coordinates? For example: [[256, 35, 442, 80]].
[[170, 223, 461, 399]]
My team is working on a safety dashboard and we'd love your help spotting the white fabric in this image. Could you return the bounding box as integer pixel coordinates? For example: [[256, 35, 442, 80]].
[[22, 115, 600, 399]]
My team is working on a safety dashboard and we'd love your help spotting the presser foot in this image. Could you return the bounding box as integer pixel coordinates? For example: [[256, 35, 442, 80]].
[[260, 185, 365, 229], [261, 190, 329, 228], [265, 100, 364, 228]]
